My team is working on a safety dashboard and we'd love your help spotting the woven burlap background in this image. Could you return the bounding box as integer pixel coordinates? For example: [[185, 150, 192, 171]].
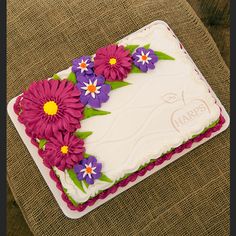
[[7, 0, 230, 235]]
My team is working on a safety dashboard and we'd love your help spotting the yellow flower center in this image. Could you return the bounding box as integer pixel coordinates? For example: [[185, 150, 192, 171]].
[[109, 58, 117, 65], [60, 145, 69, 154], [87, 84, 96, 93], [43, 101, 58, 116], [86, 166, 92, 174]]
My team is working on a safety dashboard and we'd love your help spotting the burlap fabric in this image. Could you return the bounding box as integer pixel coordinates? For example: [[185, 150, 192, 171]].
[[7, 0, 230, 235]]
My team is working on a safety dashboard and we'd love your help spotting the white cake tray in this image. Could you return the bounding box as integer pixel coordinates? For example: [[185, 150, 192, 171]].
[[7, 20, 230, 219]]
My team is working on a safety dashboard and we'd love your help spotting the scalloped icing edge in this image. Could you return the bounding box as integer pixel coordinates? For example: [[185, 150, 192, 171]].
[[27, 113, 224, 211]]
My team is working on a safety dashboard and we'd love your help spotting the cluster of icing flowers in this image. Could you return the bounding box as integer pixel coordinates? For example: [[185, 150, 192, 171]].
[[15, 42, 161, 188], [72, 44, 159, 108]]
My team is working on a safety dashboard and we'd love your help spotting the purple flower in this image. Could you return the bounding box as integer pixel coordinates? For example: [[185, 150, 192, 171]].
[[72, 56, 94, 76], [132, 47, 158, 72], [74, 156, 102, 185], [77, 74, 111, 108]]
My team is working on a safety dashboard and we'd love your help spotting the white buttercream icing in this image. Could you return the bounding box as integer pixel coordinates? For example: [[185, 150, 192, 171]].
[[54, 21, 220, 204]]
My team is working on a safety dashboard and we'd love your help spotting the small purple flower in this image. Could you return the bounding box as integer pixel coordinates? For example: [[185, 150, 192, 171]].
[[72, 56, 94, 76], [132, 47, 158, 72], [77, 74, 111, 108], [74, 156, 102, 185]]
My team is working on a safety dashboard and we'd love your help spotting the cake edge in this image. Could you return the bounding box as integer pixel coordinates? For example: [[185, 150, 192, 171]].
[[27, 112, 225, 211]]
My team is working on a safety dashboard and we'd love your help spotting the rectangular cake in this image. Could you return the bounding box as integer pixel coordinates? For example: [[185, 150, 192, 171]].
[[8, 20, 228, 217]]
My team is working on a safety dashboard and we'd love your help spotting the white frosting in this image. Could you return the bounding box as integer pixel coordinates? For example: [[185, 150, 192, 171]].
[[54, 21, 220, 204]]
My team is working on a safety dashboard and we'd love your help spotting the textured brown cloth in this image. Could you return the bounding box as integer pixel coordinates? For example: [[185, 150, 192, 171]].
[[7, 0, 230, 235]]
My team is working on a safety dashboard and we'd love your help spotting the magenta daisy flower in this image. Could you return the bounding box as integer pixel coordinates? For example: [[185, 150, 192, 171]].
[[43, 132, 85, 171], [94, 44, 132, 81], [17, 79, 84, 139]]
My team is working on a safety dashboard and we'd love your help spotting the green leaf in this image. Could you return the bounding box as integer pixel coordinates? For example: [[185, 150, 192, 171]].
[[67, 169, 86, 193], [52, 74, 61, 80], [74, 131, 93, 139], [83, 153, 92, 158], [105, 81, 131, 90], [154, 51, 175, 60], [143, 43, 150, 49], [63, 187, 78, 206], [99, 173, 113, 183], [83, 180, 89, 189], [67, 72, 77, 84], [83, 107, 111, 120], [39, 139, 47, 149], [130, 64, 142, 73], [124, 44, 139, 54]]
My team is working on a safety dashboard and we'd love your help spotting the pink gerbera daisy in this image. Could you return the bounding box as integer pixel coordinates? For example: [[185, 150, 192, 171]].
[[17, 79, 84, 139], [43, 132, 84, 171], [94, 44, 132, 81]]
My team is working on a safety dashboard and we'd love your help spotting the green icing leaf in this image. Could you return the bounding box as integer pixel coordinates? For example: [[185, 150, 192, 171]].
[[83, 107, 111, 120], [130, 64, 142, 73], [52, 74, 60, 80], [143, 43, 150, 49], [39, 139, 47, 149], [105, 81, 131, 90], [67, 169, 86, 194], [154, 51, 175, 60], [83, 180, 89, 189], [99, 173, 113, 183], [74, 131, 93, 140], [192, 119, 219, 138], [83, 153, 92, 158], [67, 72, 77, 84], [63, 187, 78, 206], [124, 44, 139, 54]]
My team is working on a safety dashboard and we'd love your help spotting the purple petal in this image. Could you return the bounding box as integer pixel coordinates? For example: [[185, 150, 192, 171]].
[[151, 55, 158, 63], [72, 65, 79, 73], [96, 75, 105, 85], [77, 75, 88, 84], [86, 176, 94, 185], [100, 84, 111, 94], [72, 58, 80, 65], [147, 62, 155, 69], [81, 158, 89, 166], [79, 94, 90, 105], [98, 92, 109, 103], [95, 163, 102, 173], [92, 171, 101, 179], [88, 96, 101, 108], [87, 156, 97, 165], [77, 172, 85, 180], [139, 63, 148, 72]]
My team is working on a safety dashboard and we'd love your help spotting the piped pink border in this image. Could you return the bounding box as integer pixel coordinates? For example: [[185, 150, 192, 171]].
[[14, 94, 224, 212], [13, 79, 226, 212], [50, 114, 225, 211], [12, 23, 227, 212]]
